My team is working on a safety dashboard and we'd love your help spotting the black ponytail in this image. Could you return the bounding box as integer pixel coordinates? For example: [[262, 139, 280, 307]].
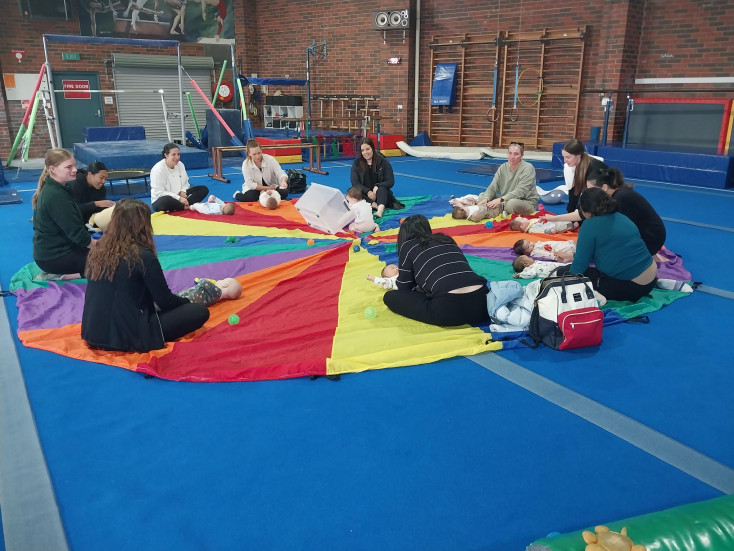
[[578, 186, 617, 216]]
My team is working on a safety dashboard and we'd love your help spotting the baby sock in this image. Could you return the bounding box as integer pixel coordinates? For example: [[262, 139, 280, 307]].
[[656, 279, 693, 293]]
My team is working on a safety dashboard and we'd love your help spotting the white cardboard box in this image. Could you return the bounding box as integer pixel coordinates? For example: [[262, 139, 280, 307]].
[[295, 183, 355, 234]]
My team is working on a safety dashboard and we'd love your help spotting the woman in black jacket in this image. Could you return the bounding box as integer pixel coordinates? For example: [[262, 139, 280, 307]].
[[350, 136, 403, 218], [70, 161, 115, 230], [82, 198, 209, 352]]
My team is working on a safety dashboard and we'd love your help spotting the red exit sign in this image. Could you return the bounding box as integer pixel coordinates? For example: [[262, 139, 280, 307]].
[[62, 80, 91, 99]]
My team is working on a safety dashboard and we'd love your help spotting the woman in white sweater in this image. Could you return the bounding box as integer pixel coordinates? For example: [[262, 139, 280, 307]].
[[150, 143, 208, 212]]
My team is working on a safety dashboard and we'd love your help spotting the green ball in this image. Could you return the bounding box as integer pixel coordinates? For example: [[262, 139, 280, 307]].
[[228, 314, 240, 325], [364, 306, 377, 319]]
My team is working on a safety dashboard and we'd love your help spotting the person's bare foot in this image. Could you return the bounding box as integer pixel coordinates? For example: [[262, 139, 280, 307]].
[[375, 206, 385, 218]]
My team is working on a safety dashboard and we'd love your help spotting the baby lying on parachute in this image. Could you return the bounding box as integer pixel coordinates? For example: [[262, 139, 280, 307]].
[[485, 279, 543, 333]]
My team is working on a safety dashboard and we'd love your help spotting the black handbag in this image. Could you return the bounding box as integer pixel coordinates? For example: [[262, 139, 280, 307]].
[[287, 169, 307, 194]]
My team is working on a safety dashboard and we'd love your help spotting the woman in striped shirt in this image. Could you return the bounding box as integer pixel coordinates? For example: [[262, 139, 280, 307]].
[[383, 215, 490, 326]]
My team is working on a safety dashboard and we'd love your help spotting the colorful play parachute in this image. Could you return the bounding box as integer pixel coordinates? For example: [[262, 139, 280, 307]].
[[11, 197, 692, 382]]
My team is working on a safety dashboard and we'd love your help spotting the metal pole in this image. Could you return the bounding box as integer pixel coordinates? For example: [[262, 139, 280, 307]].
[[230, 43, 238, 110], [602, 96, 613, 146], [43, 35, 63, 148], [306, 47, 311, 140], [41, 90, 57, 149], [177, 42, 185, 144], [160, 90, 172, 142], [413, 0, 421, 135], [622, 95, 634, 149]]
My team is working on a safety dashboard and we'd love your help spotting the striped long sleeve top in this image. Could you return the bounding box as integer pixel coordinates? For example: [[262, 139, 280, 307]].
[[396, 238, 488, 297]]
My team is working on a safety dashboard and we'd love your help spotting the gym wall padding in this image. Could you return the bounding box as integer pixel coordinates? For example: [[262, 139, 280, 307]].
[[206, 109, 242, 156], [430, 63, 458, 108], [626, 99, 732, 155], [73, 140, 209, 170], [596, 146, 734, 189], [82, 126, 146, 142], [526, 494, 734, 551]]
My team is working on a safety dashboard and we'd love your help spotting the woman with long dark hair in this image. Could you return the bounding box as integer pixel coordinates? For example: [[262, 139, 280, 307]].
[[567, 187, 657, 302], [544, 166, 666, 257], [350, 136, 402, 218], [32, 148, 93, 278], [82, 198, 209, 352], [383, 215, 489, 326], [587, 167, 666, 256], [561, 138, 608, 214]]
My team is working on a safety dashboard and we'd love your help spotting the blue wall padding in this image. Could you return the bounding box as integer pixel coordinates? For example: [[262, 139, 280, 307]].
[[552, 142, 564, 169], [73, 140, 208, 170], [410, 131, 433, 146], [430, 63, 458, 106], [82, 126, 146, 142], [597, 146, 734, 189]]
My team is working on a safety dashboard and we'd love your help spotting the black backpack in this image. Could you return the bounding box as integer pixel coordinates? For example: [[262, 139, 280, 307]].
[[287, 169, 307, 194]]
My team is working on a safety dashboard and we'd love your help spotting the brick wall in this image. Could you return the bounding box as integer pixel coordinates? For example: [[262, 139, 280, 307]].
[[2, 0, 732, 159]]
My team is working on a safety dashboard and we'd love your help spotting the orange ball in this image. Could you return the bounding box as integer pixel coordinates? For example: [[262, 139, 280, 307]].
[[307, 239, 315, 246], [400, 218, 406, 224]]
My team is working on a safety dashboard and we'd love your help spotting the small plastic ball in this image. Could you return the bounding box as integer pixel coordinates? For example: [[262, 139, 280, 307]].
[[307, 239, 315, 246], [228, 314, 240, 325], [353, 245, 360, 252], [400, 218, 406, 224], [364, 306, 377, 319], [485, 221, 494, 229]]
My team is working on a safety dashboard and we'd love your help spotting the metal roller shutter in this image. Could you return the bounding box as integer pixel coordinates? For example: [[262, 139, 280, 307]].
[[112, 54, 214, 142]]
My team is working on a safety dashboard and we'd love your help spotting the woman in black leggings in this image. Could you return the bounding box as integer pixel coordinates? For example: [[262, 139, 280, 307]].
[[383, 215, 489, 327], [82, 198, 209, 352]]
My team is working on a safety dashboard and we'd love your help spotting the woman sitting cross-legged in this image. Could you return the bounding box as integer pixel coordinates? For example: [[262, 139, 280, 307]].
[[562, 187, 657, 303], [234, 139, 289, 203], [383, 214, 490, 326], [350, 136, 403, 218], [82, 198, 210, 353], [150, 142, 209, 212]]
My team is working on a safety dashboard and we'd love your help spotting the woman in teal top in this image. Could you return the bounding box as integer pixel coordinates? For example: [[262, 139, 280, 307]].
[[568, 187, 656, 302]]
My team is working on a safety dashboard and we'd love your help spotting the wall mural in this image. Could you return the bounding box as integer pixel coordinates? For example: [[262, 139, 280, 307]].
[[77, 0, 234, 43]]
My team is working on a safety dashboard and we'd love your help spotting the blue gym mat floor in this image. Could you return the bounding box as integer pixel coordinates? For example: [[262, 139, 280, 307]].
[[1, 154, 732, 551]]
